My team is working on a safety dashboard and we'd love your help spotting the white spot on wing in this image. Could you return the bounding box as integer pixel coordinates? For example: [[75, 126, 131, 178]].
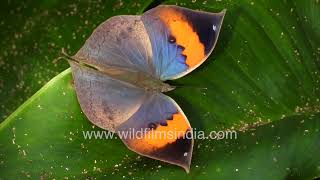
[[212, 25, 217, 31]]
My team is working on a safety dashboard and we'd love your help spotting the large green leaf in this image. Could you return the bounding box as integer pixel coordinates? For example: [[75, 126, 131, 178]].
[[1, 0, 320, 179]]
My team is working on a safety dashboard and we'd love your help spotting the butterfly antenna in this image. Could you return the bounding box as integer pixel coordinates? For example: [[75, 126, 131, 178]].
[[173, 85, 208, 90], [52, 48, 99, 71], [52, 48, 80, 64]]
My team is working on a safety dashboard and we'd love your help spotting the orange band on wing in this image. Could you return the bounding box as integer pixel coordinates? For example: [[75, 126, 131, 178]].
[[130, 112, 190, 153], [158, 8, 205, 68]]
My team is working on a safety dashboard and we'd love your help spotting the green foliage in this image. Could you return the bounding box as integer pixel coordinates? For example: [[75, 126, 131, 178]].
[[1, 0, 320, 179]]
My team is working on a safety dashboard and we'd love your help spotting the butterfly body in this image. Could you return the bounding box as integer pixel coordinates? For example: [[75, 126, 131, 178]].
[[69, 5, 225, 172], [72, 61, 175, 92]]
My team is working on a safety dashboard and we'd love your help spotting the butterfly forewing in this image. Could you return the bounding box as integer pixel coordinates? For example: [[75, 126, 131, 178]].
[[73, 15, 155, 76], [142, 5, 226, 80]]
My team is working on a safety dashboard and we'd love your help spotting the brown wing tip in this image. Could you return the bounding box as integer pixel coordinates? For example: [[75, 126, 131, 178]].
[[184, 166, 190, 174], [219, 9, 227, 23], [180, 157, 191, 173], [220, 9, 227, 15], [118, 128, 194, 173], [216, 9, 227, 26]]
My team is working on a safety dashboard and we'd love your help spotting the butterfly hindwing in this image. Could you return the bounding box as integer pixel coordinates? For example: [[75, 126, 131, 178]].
[[116, 93, 193, 172], [71, 61, 193, 171], [142, 5, 226, 80], [70, 62, 147, 132]]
